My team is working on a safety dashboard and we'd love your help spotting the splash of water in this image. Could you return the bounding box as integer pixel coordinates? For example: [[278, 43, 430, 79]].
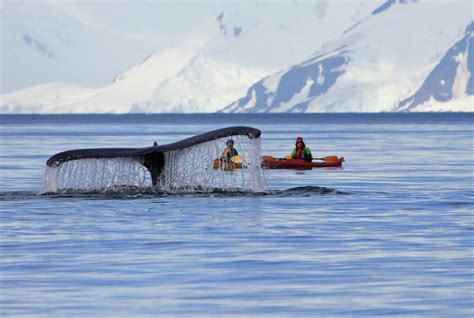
[[43, 135, 265, 193], [159, 136, 264, 192]]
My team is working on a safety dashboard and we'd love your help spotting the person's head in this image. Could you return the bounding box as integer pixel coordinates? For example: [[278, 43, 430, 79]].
[[226, 139, 234, 149], [295, 136, 305, 149]]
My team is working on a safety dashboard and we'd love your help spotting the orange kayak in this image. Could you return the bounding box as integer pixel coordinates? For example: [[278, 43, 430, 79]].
[[261, 155, 344, 169], [213, 160, 244, 170], [213, 156, 344, 170]]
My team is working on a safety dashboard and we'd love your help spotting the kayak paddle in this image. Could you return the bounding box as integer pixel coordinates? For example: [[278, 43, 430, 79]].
[[262, 155, 339, 162], [314, 156, 339, 162]]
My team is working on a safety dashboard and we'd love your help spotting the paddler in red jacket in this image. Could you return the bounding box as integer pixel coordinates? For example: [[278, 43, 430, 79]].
[[291, 137, 313, 162]]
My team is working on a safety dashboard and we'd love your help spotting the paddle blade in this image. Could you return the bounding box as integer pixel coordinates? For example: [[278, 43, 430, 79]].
[[231, 155, 241, 163], [322, 156, 339, 162]]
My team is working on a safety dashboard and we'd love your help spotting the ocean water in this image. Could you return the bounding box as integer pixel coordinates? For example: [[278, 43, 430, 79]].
[[0, 113, 473, 317]]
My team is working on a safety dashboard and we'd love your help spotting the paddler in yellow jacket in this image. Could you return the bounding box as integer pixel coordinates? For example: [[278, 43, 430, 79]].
[[220, 139, 239, 162], [291, 137, 313, 162]]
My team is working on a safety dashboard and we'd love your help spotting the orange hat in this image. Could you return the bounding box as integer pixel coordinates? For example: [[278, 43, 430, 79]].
[[296, 137, 303, 142]]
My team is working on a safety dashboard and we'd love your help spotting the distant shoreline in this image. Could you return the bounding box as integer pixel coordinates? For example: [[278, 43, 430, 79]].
[[1, 112, 472, 125]]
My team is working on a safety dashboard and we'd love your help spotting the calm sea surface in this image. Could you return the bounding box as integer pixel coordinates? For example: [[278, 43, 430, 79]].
[[1, 113, 473, 317]]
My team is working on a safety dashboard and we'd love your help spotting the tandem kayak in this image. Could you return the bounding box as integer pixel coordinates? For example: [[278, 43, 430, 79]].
[[261, 155, 344, 169]]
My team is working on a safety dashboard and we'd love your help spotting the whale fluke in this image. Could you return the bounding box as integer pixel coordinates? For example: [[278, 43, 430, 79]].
[[46, 126, 261, 187]]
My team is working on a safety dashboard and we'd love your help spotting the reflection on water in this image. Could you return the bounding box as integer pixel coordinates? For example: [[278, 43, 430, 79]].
[[0, 114, 473, 317]]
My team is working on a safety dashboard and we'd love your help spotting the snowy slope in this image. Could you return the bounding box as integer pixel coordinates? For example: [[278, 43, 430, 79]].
[[398, 22, 474, 112], [0, 83, 97, 113], [1, 20, 270, 113], [1, 22, 220, 113], [135, 57, 270, 113], [1, 0, 379, 113], [223, 1, 473, 113]]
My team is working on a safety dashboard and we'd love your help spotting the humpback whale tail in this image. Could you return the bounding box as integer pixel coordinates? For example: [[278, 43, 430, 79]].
[[44, 126, 263, 193]]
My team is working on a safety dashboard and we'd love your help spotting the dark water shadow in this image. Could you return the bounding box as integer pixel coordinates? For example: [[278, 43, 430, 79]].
[[0, 186, 350, 201]]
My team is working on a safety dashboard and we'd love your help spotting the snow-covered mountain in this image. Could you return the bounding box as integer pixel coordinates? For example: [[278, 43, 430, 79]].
[[1, 20, 271, 113], [2, 0, 471, 113], [134, 57, 270, 113], [398, 21, 473, 112], [1, 21, 217, 113], [0, 0, 380, 113], [223, 1, 473, 113]]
